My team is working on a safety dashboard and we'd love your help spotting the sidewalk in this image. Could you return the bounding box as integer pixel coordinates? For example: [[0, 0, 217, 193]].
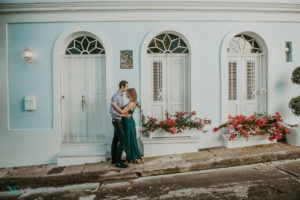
[[1, 142, 300, 191]]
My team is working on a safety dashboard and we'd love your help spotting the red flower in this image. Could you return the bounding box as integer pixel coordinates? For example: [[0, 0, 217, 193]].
[[213, 127, 220, 132], [192, 111, 196, 116]]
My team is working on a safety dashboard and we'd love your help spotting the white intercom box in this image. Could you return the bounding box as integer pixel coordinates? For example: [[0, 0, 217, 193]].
[[24, 95, 37, 111]]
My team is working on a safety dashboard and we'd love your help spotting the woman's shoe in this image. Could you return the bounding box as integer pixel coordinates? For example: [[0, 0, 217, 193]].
[[140, 157, 144, 162], [135, 157, 144, 164]]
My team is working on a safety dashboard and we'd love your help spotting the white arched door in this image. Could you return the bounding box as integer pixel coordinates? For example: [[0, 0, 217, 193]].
[[227, 34, 267, 116], [144, 33, 190, 120], [61, 35, 106, 143]]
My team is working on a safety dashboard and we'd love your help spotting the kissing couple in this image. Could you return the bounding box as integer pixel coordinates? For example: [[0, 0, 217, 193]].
[[109, 80, 144, 168]]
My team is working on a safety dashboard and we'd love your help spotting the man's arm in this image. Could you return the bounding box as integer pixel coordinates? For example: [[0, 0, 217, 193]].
[[110, 94, 123, 118]]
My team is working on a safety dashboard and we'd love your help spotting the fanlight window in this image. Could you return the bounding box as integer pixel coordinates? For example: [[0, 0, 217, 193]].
[[66, 36, 105, 55], [147, 33, 189, 54], [228, 34, 262, 54]]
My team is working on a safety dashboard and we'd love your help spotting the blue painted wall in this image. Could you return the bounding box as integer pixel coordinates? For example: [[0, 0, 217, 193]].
[[2, 20, 300, 167]]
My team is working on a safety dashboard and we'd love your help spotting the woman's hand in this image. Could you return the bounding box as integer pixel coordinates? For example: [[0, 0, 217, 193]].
[[122, 113, 131, 118]]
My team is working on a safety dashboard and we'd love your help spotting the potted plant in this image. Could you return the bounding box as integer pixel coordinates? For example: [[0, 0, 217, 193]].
[[139, 110, 211, 157], [287, 66, 300, 146], [213, 112, 290, 148], [140, 110, 211, 138]]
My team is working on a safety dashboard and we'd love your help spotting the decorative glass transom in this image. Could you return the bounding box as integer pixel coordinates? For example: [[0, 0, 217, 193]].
[[228, 34, 262, 54], [147, 33, 189, 54], [65, 36, 105, 55]]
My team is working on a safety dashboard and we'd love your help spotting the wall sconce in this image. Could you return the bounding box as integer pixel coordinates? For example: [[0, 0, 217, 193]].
[[285, 42, 292, 62], [23, 47, 33, 65], [285, 45, 290, 54]]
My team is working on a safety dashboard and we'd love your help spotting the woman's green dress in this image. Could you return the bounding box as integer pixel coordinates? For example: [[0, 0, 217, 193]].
[[124, 109, 143, 162]]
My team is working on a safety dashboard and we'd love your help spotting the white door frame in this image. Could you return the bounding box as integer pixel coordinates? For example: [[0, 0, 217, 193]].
[[140, 25, 197, 118], [53, 26, 113, 145], [220, 27, 269, 123]]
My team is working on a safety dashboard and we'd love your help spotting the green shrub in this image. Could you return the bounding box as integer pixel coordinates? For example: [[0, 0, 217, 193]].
[[289, 96, 300, 116], [291, 66, 300, 85], [289, 66, 300, 116]]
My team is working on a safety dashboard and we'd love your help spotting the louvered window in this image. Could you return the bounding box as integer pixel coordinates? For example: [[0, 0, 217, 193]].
[[153, 61, 163, 101], [247, 60, 255, 100], [228, 62, 237, 100]]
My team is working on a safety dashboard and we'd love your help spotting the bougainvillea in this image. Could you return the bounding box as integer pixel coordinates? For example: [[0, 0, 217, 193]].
[[213, 112, 290, 142], [140, 111, 211, 135]]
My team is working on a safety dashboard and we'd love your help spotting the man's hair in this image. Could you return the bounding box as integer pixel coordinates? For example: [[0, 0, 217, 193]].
[[119, 80, 128, 89]]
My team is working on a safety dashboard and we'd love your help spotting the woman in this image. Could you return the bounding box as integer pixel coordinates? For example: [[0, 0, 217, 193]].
[[111, 88, 144, 164]]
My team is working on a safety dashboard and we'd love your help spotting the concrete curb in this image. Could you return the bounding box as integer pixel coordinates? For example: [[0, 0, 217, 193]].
[[1, 145, 300, 191]]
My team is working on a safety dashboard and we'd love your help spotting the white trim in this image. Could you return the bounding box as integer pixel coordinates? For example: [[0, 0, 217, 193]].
[[220, 26, 270, 122], [0, 22, 8, 133], [53, 25, 114, 145], [140, 25, 198, 117], [1, 1, 300, 13]]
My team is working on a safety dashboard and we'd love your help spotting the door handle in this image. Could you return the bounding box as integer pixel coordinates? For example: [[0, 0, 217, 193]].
[[255, 89, 267, 95], [81, 95, 86, 111]]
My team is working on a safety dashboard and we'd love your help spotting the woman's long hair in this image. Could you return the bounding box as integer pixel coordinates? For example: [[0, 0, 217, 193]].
[[127, 88, 138, 104]]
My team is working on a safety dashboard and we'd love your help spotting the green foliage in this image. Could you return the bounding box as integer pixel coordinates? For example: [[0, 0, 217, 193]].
[[289, 96, 300, 116], [291, 66, 300, 85], [289, 66, 300, 116], [140, 110, 211, 135]]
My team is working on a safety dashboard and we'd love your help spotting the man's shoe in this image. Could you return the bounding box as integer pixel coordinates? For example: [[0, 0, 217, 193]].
[[115, 163, 128, 168], [112, 159, 125, 165]]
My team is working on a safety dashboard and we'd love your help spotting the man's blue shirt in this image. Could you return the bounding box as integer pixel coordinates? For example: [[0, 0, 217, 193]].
[[109, 91, 123, 119]]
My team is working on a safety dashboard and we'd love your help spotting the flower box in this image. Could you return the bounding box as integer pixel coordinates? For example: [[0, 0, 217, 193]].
[[138, 110, 211, 156], [214, 113, 290, 149], [140, 134, 200, 157], [222, 133, 276, 148], [286, 127, 300, 146], [140, 128, 202, 157], [148, 128, 200, 139]]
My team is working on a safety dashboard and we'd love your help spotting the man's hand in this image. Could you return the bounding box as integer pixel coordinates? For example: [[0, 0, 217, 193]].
[[123, 113, 131, 118]]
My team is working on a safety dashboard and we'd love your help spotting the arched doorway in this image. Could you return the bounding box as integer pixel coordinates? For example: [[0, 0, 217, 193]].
[[61, 35, 107, 143], [226, 34, 267, 117], [143, 32, 191, 120]]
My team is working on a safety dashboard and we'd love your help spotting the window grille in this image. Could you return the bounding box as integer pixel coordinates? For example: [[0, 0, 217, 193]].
[[65, 36, 105, 55], [228, 34, 262, 54], [147, 33, 189, 54]]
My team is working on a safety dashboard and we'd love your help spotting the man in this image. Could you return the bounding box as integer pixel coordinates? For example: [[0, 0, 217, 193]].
[[109, 80, 129, 168]]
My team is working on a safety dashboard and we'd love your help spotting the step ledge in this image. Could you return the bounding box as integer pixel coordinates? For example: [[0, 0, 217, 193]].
[[58, 151, 106, 157], [61, 142, 107, 146]]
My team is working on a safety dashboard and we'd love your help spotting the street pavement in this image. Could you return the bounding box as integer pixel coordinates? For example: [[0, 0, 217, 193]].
[[0, 142, 300, 199], [2, 159, 300, 200]]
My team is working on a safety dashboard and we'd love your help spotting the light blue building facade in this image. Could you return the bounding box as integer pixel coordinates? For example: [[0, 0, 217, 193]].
[[0, 0, 299, 167]]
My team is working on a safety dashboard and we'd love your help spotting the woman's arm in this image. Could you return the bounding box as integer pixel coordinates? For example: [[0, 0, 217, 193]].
[[111, 102, 133, 114]]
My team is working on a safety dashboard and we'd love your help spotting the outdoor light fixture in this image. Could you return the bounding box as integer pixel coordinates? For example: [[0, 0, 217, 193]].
[[23, 47, 33, 65], [285, 42, 292, 62], [285, 45, 290, 54]]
